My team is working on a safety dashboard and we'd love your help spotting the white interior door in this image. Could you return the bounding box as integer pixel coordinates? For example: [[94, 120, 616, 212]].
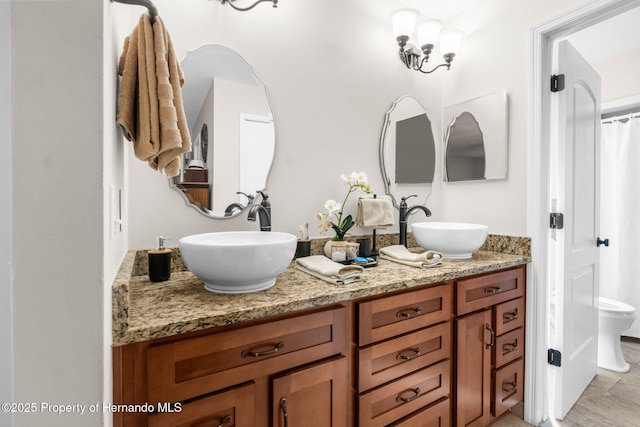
[[239, 113, 275, 198], [550, 40, 601, 420]]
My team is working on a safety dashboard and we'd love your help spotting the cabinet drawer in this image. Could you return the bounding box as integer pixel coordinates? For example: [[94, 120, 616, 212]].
[[358, 359, 450, 427], [492, 358, 524, 418], [148, 382, 255, 427], [147, 306, 346, 403], [494, 327, 524, 368], [358, 322, 451, 392], [358, 283, 453, 346], [456, 267, 524, 315], [389, 398, 450, 427], [494, 298, 524, 336]]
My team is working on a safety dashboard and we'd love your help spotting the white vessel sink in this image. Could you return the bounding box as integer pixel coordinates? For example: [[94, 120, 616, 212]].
[[411, 222, 489, 259], [179, 231, 297, 294]]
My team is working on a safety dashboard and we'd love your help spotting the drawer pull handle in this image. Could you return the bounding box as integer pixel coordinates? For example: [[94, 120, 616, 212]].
[[396, 348, 421, 361], [484, 286, 502, 294], [241, 341, 284, 358], [396, 308, 421, 319], [217, 415, 232, 427], [503, 310, 518, 322], [503, 340, 518, 354], [486, 324, 495, 349], [396, 387, 421, 403], [503, 382, 517, 393], [279, 398, 289, 427]]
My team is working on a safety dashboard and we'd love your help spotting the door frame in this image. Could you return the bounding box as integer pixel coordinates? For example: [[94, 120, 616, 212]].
[[527, 0, 640, 425]]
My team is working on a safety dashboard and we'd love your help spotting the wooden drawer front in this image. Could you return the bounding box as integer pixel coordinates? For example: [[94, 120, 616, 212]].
[[494, 298, 524, 336], [358, 322, 451, 392], [147, 306, 346, 403], [148, 382, 255, 427], [494, 328, 524, 369], [492, 359, 524, 418], [389, 398, 450, 427], [456, 267, 524, 316], [358, 283, 452, 346], [358, 359, 450, 427]]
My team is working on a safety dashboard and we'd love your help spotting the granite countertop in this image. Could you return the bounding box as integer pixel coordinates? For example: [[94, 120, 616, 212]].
[[112, 234, 530, 347]]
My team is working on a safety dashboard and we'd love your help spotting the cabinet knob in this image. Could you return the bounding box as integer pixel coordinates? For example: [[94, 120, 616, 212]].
[[217, 415, 232, 427], [396, 307, 422, 319], [396, 348, 421, 361], [502, 340, 518, 354], [396, 387, 421, 403], [279, 398, 289, 427], [241, 341, 284, 358], [485, 324, 495, 349], [502, 381, 517, 393], [503, 310, 518, 322], [484, 286, 502, 294]]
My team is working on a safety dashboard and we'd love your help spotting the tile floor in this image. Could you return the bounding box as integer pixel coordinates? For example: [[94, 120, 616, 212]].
[[494, 337, 640, 427]]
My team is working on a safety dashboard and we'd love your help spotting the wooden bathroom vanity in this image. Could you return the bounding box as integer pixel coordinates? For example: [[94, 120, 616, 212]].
[[112, 245, 528, 427]]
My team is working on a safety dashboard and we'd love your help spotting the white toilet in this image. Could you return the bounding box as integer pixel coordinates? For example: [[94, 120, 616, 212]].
[[598, 297, 637, 373]]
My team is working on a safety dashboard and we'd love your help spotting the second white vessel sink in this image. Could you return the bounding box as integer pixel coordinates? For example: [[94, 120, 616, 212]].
[[179, 231, 297, 294], [411, 222, 489, 259]]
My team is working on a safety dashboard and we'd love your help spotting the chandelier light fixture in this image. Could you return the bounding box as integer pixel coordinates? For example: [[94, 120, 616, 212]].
[[391, 9, 463, 74]]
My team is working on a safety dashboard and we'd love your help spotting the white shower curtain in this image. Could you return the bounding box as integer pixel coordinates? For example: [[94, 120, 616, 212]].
[[600, 115, 640, 338]]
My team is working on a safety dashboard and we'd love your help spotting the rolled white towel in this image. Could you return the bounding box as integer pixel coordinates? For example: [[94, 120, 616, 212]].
[[379, 245, 443, 268], [296, 255, 364, 284]]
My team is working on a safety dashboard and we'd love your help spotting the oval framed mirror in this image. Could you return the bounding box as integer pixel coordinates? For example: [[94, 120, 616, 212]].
[[171, 44, 275, 218], [379, 96, 436, 208]]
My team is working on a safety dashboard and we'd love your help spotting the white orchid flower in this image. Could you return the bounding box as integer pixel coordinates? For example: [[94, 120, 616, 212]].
[[324, 200, 341, 215], [354, 171, 368, 184]]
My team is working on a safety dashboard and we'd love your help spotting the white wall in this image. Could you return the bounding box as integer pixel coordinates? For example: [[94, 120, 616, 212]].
[[593, 47, 640, 102], [439, 0, 587, 235], [0, 2, 13, 426], [127, 0, 598, 247], [127, 0, 444, 248], [11, 1, 105, 426]]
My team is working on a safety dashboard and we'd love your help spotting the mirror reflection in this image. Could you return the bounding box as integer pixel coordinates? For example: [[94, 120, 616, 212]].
[[445, 112, 486, 181], [171, 44, 275, 218], [443, 91, 508, 182], [380, 96, 436, 208]]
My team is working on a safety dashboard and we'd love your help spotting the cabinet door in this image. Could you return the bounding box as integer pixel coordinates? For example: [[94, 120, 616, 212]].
[[455, 310, 492, 427], [272, 356, 347, 427], [148, 382, 255, 427]]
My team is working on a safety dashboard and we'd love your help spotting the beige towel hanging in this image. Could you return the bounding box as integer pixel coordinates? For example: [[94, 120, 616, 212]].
[[116, 14, 191, 177], [356, 195, 395, 228]]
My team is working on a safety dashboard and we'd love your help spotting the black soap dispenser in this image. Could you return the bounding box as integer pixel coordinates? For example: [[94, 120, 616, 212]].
[[148, 236, 171, 282]]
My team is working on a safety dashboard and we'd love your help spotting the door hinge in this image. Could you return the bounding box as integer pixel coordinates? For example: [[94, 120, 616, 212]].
[[548, 349, 562, 367], [550, 212, 564, 229], [551, 74, 565, 92], [547, 348, 562, 366]]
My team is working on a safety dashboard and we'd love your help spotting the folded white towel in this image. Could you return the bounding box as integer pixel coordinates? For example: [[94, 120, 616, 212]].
[[379, 245, 443, 269], [356, 195, 395, 228], [296, 255, 364, 284]]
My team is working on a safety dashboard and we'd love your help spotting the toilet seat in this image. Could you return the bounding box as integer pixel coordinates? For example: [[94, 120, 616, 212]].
[[599, 297, 635, 313]]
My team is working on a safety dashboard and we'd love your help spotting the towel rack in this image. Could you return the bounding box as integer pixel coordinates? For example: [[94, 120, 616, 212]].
[[111, 0, 158, 23]]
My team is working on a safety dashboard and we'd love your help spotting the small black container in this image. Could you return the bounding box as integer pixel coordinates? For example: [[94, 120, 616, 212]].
[[295, 239, 311, 258], [149, 236, 171, 282], [357, 238, 372, 257]]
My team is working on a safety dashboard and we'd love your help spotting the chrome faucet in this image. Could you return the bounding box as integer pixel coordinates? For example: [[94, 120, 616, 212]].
[[247, 190, 271, 231], [399, 195, 431, 247]]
